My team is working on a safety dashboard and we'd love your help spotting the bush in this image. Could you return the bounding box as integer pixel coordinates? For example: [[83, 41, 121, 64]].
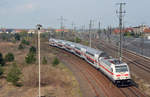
[[5, 53, 15, 62], [29, 46, 36, 54], [7, 63, 21, 86], [52, 57, 59, 66], [0, 53, 5, 66], [42, 56, 47, 64], [18, 43, 24, 50], [75, 37, 81, 43], [0, 66, 4, 76], [21, 39, 30, 45], [14, 33, 21, 41], [25, 53, 36, 64]]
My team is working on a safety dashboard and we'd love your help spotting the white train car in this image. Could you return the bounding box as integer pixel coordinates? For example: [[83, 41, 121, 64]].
[[49, 38, 56, 46], [54, 40, 65, 49], [85, 47, 109, 69], [49, 38, 131, 86], [64, 41, 76, 53], [74, 43, 87, 59]]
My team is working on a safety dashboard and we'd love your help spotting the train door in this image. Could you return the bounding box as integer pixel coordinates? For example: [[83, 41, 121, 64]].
[[95, 54, 100, 69], [81, 48, 86, 59]]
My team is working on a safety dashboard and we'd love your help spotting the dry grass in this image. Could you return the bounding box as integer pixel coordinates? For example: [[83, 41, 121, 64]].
[[22, 65, 69, 88], [131, 73, 150, 96], [0, 40, 82, 97]]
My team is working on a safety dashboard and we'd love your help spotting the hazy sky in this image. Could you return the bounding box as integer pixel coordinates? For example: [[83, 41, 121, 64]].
[[0, 0, 150, 29]]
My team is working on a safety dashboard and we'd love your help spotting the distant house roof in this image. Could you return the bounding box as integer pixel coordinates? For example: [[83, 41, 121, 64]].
[[113, 29, 120, 34], [113, 28, 133, 34], [124, 28, 134, 32], [55, 29, 69, 32], [144, 28, 150, 33]]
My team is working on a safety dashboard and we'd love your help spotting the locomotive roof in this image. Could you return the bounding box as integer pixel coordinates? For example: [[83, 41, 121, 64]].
[[102, 58, 126, 66]]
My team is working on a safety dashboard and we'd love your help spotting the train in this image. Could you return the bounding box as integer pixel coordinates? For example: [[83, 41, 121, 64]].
[[49, 38, 132, 86]]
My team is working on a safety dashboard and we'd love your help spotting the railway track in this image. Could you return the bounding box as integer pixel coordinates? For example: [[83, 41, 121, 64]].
[[98, 40, 150, 72], [99, 41, 150, 73], [93, 39, 150, 77], [58, 48, 107, 97], [119, 86, 147, 97], [50, 46, 148, 97], [95, 41, 150, 81]]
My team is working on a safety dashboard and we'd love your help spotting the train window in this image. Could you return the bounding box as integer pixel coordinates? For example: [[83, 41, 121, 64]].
[[75, 51, 81, 55], [87, 57, 94, 64], [86, 51, 94, 56], [75, 47, 80, 50], [115, 65, 128, 72]]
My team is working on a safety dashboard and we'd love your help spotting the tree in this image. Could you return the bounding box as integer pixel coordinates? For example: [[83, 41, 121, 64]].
[[75, 37, 81, 43], [25, 53, 36, 64], [5, 53, 15, 62], [14, 33, 20, 41], [7, 63, 21, 86], [21, 39, 30, 45], [0, 53, 5, 66], [0, 33, 8, 40], [29, 46, 36, 54], [0, 66, 4, 77], [52, 57, 59, 67], [42, 56, 47, 64]]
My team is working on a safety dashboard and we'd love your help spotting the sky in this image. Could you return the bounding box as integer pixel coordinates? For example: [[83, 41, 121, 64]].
[[0, 0, 150, 29]]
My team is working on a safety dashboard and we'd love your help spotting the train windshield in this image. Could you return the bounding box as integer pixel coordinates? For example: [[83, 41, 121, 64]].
[[115, 65, 128, 72]]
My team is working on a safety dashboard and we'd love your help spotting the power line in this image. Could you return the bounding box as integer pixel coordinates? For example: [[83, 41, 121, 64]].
[[89, 20, 92, 48], [98, 21, 101, 31], [116, 3, 126, 61], [71, 22, 76, 42], [58, 16, 66, 39]]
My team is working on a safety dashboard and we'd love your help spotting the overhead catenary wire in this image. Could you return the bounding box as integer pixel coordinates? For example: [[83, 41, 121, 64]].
[[116, 3, 126, 61]]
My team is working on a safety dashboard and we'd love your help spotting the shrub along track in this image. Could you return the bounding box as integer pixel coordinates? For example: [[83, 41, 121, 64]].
[[49, 46, 148, 97]]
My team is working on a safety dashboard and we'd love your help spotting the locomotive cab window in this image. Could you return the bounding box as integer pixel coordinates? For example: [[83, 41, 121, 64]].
[[86, 51, 94, 56], [75, 47, 81, 50], [115, 65, 128, 72]]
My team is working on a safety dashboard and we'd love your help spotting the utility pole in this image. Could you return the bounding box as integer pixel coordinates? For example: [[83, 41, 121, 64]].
[[58, 16, 66, 39], [98, 21, 101, 38], [36, 24, 42, 97], [141, 31, 144, 55], [116, 3, 126, 61], [98, 21, 101, 31], [71, 22, 75, 39], [89, 20, 92, 48]]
